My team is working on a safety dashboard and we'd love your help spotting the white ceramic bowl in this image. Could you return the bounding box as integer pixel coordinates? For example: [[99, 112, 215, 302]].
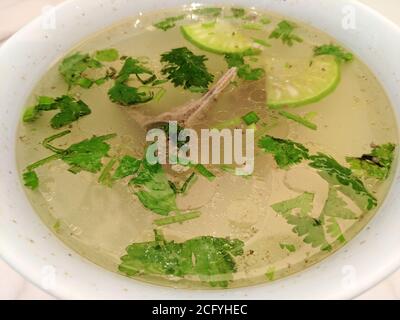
[[1, 0, 400, 300]]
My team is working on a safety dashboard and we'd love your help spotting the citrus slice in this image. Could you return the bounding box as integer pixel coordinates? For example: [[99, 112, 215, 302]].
[[266, 55, 340, 108], [181, 21, 253, 54]]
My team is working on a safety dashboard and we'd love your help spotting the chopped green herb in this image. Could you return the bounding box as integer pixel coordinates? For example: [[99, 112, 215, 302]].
[[224, 51, 265, 81], [309, 153, 377, 210], [59, 52, 103, 88], [23, 95, 91, 129], [154, 211, 201, 226], [269, 20, 303, 46], [113, 155, 142, 180], [314, 44, 354, 63], [265, 267, 275, 281], [242, 111, 260, 125], [325, 217, 346, 244], [194, 164, 216, 181], [192, 7, 222, 17], [108, 57, 157, 106], [98, 158, 117, 187], [108, 83, 154, 106], [321, 187, 358, 220], [95, 48, 119, 62], [23, 171, 39, 190], [130, 158, 177, 216], [119, 230, 244, 288], [346, 143, 396, 180], [279, 243, 296, 253], [252, 38, 271, 47], [231, 8, 246, 18], [260, 16, 271, 25], [168, 172, 196, 194], [258, 135, 310, 169], [279, 110, 318, 130], [271, 193, 331, 251], [154, 15, 185, 31], [161, 47, 214, 92], [26, 130, 115, 173]]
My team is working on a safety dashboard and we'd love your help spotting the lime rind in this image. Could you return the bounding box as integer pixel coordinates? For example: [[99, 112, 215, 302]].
[[266, 55, 341, 108], [181, 22, 253, 54]]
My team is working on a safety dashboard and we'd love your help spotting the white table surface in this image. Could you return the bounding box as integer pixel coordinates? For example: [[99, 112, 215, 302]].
[[1, 0, 400, 300]]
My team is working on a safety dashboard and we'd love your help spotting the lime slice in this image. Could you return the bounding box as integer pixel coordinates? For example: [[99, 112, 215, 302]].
[[266, 55, 340, 108], [181, 21, 253, 54]]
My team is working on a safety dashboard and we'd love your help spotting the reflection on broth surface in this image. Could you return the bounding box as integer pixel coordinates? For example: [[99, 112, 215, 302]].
[[17, 5, 398, 289]]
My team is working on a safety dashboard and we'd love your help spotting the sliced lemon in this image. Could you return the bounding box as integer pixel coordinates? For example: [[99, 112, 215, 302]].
[[266, 55, 341, 108], [181, 21, 253, 54]]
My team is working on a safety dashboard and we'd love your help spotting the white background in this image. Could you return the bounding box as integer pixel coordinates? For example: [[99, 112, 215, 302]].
[[0, 0, 399, 300]]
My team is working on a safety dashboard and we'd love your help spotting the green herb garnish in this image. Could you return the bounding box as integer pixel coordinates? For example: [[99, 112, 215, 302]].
[[23, 130, 116, 186], [241, 111, 260, 125], [192, 7, 222, 17], [279, 243, 296, 253], [23, 95, 91, 129], [59, 52, 103, 88], [161, 47, 214, 92], [119, 230, 244, 288], [314, 44, 354, 63], [224, 51, 265, 81], [23, 171, 39, 190], [130, 158, 177, 216], [346, 143, 396, 180], [95, 48, 119, 62], [194, 164, 216, 181], [258, 135, 310, 169], [154, 15, 185, 31], [108, 57, 157, 106], [269, 20, 303, 46], [271, 193, 332, 251], [154, 211, 201, 226], [231, 8, 246, 18], [309, 153, 377, 210], [279, 110, 317, 130], [113, 155, 142, 180]]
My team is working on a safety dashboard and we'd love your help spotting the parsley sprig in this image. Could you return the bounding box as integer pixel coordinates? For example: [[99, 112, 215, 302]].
[[161, 47, 214, 93], [269, 20, 303, 46]]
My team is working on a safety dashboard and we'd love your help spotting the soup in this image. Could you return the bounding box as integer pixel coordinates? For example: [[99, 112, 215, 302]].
[[17, 5, 398, 289]]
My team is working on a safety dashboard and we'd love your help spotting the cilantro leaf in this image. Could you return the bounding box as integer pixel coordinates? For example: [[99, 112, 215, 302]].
[[231, 8, 246, 18], [62, 134, 116, 173], [50, 96, 91, 129], [154, 15, 185, 31], [309, 153, 377, 210], [130, 158, 177, 216], [119, 230, 244, 287], [23, 95, 91, 129], [279, 243, 296, 253], [224, 51, 265, 81], [271, 193, 331, 250], [23, 171, 39, 190], [321, 187, 358, 220], [161, 47, 214, 92], [108, 57, 156, 106], [59, 52, 103, 88], [113, 155, 142, 180], [108, 83, 154, 106], [95, 48, 119, 62], [346, 143, 396, 180], [258, 135, 310, 169], [23, 131, 116, 189], [314, 44, 354, 63], [269, 20, 303, 46], [192, 7, 222, 17], [325, 217, 346, 244]]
